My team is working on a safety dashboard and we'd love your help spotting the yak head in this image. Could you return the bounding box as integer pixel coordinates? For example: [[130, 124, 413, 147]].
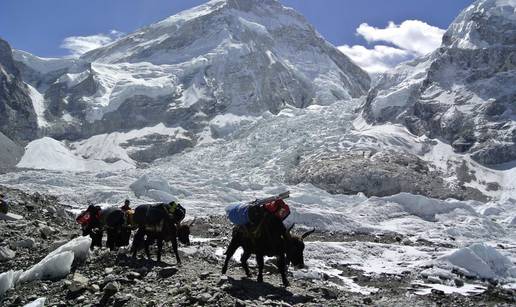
[[176, 217, 196, 245], [284, 223, 315, 269], [77, 207, 96, 236]]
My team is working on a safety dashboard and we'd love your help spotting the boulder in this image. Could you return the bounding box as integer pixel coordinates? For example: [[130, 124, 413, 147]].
[[0, 213, 24, 221], [69, 273, 89, 293], [15, 238, 36, 248], [0, 246, 15, 261]]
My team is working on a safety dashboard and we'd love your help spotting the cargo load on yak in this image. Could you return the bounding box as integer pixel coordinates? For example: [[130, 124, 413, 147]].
[[167, 201, 186, 223], [226, 191, 290, 225], [76, 205, 101, 226], [139, 201, 186, 225]]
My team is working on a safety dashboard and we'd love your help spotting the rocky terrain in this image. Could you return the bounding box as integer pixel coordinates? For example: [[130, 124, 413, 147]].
[[1, 186, 515, 306], [288, 149, 487, 201]]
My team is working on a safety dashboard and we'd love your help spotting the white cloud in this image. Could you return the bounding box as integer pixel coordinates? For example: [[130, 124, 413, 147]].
[[339, 20, 445, 74], [60, 30, 124, 57], [357, 20, 445, 55], [338, 44, 414, 74]]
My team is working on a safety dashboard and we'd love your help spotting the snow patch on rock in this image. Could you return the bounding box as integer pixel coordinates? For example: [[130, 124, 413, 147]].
[[71, 123, 191, 166], [26, 84, 48, 128], [412, 282, 486, 296], [209, 114, 256, 138], [23, 297, 46, 307]]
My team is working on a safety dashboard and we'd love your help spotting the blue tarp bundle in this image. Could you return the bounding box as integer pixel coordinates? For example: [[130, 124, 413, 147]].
[[226, 203, 250, 225]]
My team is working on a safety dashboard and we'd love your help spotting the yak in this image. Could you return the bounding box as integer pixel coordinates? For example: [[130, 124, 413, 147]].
[[77, 203, 192, 255], [221, 216, 314, 287], [130, 203, 192, 264], [77, 205, 132, 250]]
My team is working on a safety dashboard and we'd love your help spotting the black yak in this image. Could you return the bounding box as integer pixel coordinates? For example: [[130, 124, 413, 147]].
[[221, 217, 314, 287], [130, 202, 191, 264], [77, 205, 132, 250]]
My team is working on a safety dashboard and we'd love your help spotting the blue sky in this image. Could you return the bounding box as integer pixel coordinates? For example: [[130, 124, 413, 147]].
[[0, 0, 475, 72]]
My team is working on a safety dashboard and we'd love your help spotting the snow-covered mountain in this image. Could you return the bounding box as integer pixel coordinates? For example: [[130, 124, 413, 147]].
[[9, 0, 369, 168], [2, 0, 513, 200], [2, 1, 516, 300], [363, 0, 516, 165]]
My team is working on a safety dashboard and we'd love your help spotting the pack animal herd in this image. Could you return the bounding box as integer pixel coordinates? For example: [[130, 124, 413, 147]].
[[76, 197, 315, 287]]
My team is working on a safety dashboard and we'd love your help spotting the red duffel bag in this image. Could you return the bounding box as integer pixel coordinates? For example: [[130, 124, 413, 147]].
[[263, 199, 290, 220]]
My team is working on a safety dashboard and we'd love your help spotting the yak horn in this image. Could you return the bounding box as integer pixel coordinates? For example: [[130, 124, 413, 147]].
[[301, 228, 315, 239], [189, 217, 197, 226], [287, 223, 295, 233]]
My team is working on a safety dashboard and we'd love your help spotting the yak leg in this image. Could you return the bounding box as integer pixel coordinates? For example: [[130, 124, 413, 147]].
[[131, 228, 145, 258], [90, 229, 103, 250], [121, 227, 131, 246], [156, 236, 163, 262], [240, 251, 252, 277], [171, 235, 181, 265], [256, 254, 264, 283], [221, 238, 239, 274], [106, 228, 116, 251], [144, 234, 153, 260], [278, 254, 289, 287]]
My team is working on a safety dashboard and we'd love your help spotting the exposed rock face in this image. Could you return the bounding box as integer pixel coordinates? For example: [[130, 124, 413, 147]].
[[362, 0, 516, 165], [288, 150, 487, 201], [0, 38, 37, 143], [0, 132, 23, 171]]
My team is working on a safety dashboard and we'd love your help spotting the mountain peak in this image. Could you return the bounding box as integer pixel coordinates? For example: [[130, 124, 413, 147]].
[[82, 0, 310, 64], [443, 0, 516, 49], [14, 0, 369, 142]]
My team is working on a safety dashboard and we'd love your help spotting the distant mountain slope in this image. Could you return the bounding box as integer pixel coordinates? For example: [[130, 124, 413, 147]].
[[362, 0, 516, 165], [0, 131, 23, 171], [0, 38, 37, 143]]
